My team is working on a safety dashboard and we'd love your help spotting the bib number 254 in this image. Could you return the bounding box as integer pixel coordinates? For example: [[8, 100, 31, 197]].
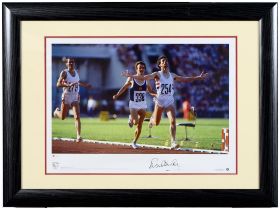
[[161, 84, 173, 95]]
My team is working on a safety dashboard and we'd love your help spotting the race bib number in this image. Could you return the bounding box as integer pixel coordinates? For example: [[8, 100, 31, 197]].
[[67, 83, 79, 93], [134, 92, 145, 102], [160, 84, 173, 95]]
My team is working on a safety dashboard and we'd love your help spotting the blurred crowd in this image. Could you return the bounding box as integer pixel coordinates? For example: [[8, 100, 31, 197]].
[[114, 44, 229, 118]]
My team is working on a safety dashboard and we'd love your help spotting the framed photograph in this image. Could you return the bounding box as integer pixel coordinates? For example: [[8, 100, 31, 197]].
[[3, 2, 277, 207], [47, 36, 235, 175]]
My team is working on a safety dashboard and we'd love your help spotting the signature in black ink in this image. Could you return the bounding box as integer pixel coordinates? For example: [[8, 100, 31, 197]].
[[149, 158, 179, 170]]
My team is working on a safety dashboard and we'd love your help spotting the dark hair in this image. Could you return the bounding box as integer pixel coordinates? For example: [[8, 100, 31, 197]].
[[62, 57, 75, 64], [135, 61, 146, 70], [157, 55, 168, 67]]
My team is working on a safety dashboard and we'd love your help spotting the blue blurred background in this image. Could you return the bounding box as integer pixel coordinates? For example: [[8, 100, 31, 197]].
[[52, 44, 229, 118]]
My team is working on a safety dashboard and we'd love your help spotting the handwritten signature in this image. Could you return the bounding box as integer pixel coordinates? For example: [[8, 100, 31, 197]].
[[149, 158, 179, 170]]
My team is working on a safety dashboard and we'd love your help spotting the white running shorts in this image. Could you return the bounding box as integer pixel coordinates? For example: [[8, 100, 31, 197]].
[[62, 92, 79, 106], [154, 96, 174, 108], [129, 100, 147, 110]]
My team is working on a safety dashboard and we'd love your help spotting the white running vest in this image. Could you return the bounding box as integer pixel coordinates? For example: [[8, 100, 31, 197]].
[[63, 70, 80, 94], [156, 71, 174, 97]]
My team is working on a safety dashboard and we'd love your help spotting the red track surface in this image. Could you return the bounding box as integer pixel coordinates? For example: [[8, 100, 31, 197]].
[[52, 140, 196, 154]]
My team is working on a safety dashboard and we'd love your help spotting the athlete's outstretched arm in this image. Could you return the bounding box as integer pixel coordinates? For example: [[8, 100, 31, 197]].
[[146, 80, 157, 97], [173, 71, 208, 82], [121, 70, 158, 81], [79, 81, 93, 89], [113, 77, 132, 100]]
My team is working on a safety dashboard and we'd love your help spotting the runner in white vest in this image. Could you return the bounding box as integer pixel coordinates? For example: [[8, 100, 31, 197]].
[[53, 58, 92, 141], [155, 70, 175, 108], [122, 56, 207, 149]]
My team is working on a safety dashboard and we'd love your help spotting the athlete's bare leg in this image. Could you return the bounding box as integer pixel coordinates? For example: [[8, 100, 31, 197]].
[[54, 101, 69, 120], [166, 105, 178, 147], [130, 108, 139, 125], [149, 103, 164, 127], [72, 101, 81, 140], [133, 109, 146, 143]]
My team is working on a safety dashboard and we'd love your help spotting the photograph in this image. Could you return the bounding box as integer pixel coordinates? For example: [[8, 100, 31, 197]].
[[46, 37, 236, 174]]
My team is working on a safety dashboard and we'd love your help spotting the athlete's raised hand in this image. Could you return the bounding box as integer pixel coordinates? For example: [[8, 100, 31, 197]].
[[121, 70, 132, 78], [200, 71, 208, 80]]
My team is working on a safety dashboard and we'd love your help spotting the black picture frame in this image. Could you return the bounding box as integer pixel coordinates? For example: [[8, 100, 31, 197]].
[[3, 2, 277, 207]]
